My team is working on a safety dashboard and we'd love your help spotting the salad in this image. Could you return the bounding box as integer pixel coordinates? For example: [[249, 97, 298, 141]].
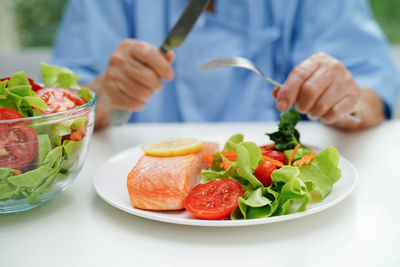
[[0, 63, 94, 205], [184, 109, 341, 220]]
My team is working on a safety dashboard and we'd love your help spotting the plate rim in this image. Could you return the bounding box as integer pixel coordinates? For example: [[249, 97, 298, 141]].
[[93, 139, 358, 227]]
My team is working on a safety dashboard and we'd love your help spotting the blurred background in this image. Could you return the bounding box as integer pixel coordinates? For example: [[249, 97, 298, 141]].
[[0, 0, 399, 117]]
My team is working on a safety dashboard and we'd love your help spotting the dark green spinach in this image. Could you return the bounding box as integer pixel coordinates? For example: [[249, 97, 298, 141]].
[[266, 109, 301, 151]]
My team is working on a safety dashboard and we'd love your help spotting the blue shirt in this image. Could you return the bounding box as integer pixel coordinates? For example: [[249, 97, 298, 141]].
[[50, 0, 400, 122]]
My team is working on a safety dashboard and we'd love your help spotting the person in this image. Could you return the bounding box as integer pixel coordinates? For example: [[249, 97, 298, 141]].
[[49, 0, 400, 130]]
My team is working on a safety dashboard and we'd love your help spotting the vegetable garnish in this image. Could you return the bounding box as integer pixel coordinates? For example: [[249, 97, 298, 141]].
[[220, 161, 236, 169], [262, 156, 284, 168], [288, 144, 301, 166], [195, 110, 342, 220], [266, 109, 301, 152], [293, 152, 316, 166]]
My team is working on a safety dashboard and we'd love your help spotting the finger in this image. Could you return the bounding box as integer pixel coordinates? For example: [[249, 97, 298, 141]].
[[124, 57, 163, 91], [272, 87, 280, 99], [308, 73, 358, 119], [277, 57, 319, 111], [122, 76, 154, 102], [104, 66, 154, 108], [321, 95, 358, 124], [295, 66, 334, 114], [308, 83, 344, 119], [106, 79, 147, 111], [124, 40, 175, 81], [165, 51, 175, 63]]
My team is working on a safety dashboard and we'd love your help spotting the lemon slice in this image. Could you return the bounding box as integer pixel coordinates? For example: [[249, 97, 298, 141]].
[[142, 138, 203, 156]]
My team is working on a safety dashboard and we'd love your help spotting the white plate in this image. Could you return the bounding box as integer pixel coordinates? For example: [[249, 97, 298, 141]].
[[93, 137, 358, 227]]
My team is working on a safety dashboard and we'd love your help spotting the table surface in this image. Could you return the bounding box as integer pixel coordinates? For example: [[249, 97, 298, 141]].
[[1, 121, 400, 267]]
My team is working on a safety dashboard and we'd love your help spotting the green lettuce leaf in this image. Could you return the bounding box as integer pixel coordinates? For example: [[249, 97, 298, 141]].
[[271, 166, 311, 215], [7, 72, 34, 96], [50, 120, 73, 146], [284, 148, 313, 163], [201, 135, 264, 188], [298, 146, 341, 198], [0, 72, 48, 117], [78, 87, 93, 102], [231, 187, 280, 219], [222, 133, 243, 152], [22, 96, 48, 111], [234, 143, 263, 189], [41, 62, 81, 88], [0, 181, 19, 201], [70, 117, 88, 130], [8, 163, 51, 187], [36, 134, 52, 164]]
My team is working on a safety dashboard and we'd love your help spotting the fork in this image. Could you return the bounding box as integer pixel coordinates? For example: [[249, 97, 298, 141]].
[[200, 57, 361, 123]]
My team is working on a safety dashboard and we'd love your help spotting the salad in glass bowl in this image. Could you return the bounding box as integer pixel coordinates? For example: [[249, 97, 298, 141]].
[[0, 63, 97, 213]]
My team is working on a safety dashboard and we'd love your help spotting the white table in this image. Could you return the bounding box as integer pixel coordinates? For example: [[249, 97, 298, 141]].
[[1, 121, 400, 267]]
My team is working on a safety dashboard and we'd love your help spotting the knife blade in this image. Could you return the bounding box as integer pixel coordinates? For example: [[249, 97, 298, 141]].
[[110, 0, 210, 126], [160, 0, 210, 54]]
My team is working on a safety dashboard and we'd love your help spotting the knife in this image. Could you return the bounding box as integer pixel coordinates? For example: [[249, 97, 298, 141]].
[[110, 0, 210, 126]]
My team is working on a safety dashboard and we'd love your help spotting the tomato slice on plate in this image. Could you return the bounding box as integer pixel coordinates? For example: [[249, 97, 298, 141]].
[[36, 88, 87, 114], [184, 179, 243, 220], [0, 109, 37, 169]]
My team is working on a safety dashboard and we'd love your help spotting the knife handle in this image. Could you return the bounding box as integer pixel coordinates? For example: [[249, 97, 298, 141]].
[[109, 109, 132, 126], [160, 46, 168, 55]]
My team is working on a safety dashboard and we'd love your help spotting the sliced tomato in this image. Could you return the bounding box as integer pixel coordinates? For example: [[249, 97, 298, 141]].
[[0, 108, 37, 169], [254, 161, 276, 187], [36, 88, 87, 114], [184, 179, 243, 220], [0, 108, 28, 128], [262, 150, 286, 165], [0, 127, 37, 170]]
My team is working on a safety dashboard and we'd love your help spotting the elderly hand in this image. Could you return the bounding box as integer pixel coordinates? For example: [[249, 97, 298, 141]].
[[273, 53, 362, 125], [88, 40, 175, 128], [103, 40, 175, 110], [273, 53, 386, 130]]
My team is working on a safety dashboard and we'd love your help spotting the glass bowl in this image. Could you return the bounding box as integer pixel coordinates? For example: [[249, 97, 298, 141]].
[[0, 91, 97, 213]]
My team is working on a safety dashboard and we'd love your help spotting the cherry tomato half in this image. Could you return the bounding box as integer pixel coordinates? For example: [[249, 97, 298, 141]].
[[254, 161, 277, 187], [184, 179, 243, 220], [262, 150, 286, 165], [0, 109, 37, 169], [36, 88, 87, 114]]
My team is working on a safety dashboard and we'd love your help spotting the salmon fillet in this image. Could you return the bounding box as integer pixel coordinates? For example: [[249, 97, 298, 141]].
[[127, 142, 218, 210]]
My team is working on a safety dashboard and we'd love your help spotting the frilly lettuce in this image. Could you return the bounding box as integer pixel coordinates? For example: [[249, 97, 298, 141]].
[[201, 134, 263, 189], [203, 134, 342, 220], [298, 146, 341, 198], [40, 62, 81, 89], [0, 72, 47, 117]]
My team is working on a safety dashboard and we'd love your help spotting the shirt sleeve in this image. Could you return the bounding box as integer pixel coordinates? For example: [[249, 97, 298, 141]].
[[48, 0, 133, 83], [290, 0, 400, 118]]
